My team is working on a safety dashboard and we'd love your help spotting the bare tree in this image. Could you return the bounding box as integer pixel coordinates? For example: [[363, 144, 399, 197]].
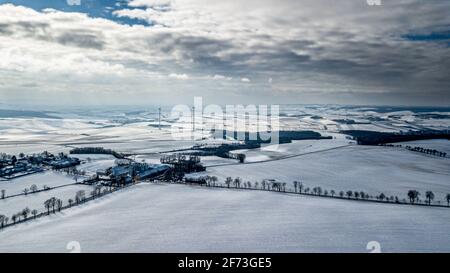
[[204, 175, 211, 187], [50, 197, 57, 213], [225, 177, 232, 188], [210, 176, 218, 186], [44, 199, 52, 214], [94, 185, 102, 196], [75, 190, 86, 204], [22, 207, 30, 220], [293, 181, 298, 193], [233, 177, 241, 188], [271, 182, 280, 192], [0, 215, 5, 228], [31, 209, 38, 218], [346, 190, 353, 199], [56, 199, 63, 211], [236, 153, 246, 163], [425, 191, 435, 205], [407, 190, 420, 204], [330, 190, 335, 197], [30, 184, 38, 193], [1, 189, 5, 199], [68, 198, 73, 207], [313, 187, 322, 196]]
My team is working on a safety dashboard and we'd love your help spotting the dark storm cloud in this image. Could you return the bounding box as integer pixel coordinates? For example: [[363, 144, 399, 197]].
[[55, 31, 105, 50], [0, 21, 50, 40], [142, 31, 240, 72], [0, 23, 13, 35], [0, 20, 105, 50]]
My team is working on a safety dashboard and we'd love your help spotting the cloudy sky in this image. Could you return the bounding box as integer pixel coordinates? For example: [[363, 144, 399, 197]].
[[0, 0, 449, 106]]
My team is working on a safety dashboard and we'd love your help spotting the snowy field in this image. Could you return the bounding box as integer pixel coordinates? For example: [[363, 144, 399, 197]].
[[0, 183, 449, 253], [1, 106, 449, 156], [0, 184, 95, 217], [1, 106, 450, 252], [191, 145, 450, 199], [199, 156, 237, 166], [228, 138, 353, 163], [0, 172, 78, 196], [0, 143, 70, 155], [74, 154, 117, 174]]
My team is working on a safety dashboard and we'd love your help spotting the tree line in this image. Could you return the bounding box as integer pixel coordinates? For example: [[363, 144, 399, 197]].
[[195, 175, 450, 207], [69, 147, 125, 159], [382, 143, 447, 158], [0, 183, 129, 230]]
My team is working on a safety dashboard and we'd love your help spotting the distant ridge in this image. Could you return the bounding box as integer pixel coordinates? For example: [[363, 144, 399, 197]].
[[0, 109, 60, 119]]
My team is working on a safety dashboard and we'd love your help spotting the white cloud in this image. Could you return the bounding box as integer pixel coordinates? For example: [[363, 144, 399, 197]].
[[127, 0, 171, 8], [212, 74, 232, 81], [169, 73, 189, 80], [1, 1, 450, 105]]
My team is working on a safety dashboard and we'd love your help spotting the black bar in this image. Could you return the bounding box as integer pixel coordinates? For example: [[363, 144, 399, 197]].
[[0, 253, 448, 272]]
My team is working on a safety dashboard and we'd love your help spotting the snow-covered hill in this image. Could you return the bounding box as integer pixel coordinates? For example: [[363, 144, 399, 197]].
[[0, 183, 449, 252], [191, 145, 450, 198]]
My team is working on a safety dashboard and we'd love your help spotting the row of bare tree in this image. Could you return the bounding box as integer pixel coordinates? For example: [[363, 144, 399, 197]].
[[201, 176, 450, 207], [382, 143, 447, 158], [0, 185, 121, 230], [0, 207, 39, 228]]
